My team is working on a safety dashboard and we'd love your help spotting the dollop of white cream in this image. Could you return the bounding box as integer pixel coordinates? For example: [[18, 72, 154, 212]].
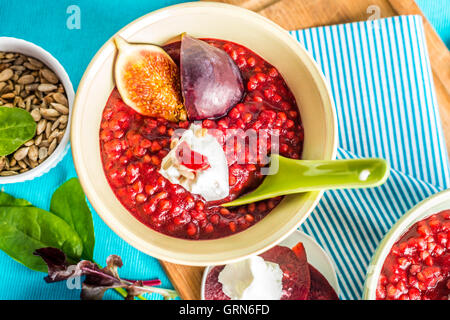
[[159, 124, 229, 201], [218, 256, 283, 300]]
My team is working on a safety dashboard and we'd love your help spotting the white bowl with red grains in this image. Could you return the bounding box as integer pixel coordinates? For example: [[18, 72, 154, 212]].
[[364, 188, 450, 300], [0, 37, 74, 184]]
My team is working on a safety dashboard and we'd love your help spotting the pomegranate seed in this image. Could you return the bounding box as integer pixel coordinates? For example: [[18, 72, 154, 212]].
[[269, 68, 278, 77], [210, 214, 220, 225], [186, 223, 197, 236], [136, 193, 147, 203], [263, 88, 274, 99], [158, 199, 171, 212], [247, 81, 257, 91], [151, 156, 161, 166], [229, 222, 236, 232], [247, 57, 256, 67], [272, 94, 282, 103], [237, 56, 247, 68], [220, 208, 230, 216], [242, 112, 253, 123], [230, 50, 238, 61], [204, 223, 214, 233], [195, 201, 205, 211]]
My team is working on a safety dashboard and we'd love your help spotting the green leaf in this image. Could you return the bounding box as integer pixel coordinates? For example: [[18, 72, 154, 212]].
[[0, 107, 36, 156], [0, 206, 83, 272], [0, 191, 32, 207], [50, 178, 95, 260]]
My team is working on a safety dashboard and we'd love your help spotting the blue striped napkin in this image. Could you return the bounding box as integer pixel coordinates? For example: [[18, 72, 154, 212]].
[[291, 15, 450, 299]]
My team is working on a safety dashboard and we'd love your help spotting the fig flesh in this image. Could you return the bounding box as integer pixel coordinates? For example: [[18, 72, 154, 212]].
[[113, 36, 186, 121], [180, 35, 244, 120]]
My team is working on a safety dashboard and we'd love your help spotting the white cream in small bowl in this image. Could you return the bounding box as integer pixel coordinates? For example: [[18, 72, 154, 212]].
[[218, 255, 283, 300]]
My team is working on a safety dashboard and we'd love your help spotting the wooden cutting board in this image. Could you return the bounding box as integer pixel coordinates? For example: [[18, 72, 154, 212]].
[[160, 0, 450, 300]]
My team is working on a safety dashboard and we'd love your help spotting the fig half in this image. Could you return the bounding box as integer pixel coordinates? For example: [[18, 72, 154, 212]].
[[180, 35, 244, 120], [113, 36, 186, 121]]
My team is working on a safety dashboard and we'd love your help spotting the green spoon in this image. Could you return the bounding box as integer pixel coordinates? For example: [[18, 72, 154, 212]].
[[222, 154, 390, 207]]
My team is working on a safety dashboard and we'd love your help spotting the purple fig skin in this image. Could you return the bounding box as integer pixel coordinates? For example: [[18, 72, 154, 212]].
[[180, 35, 244, 120]]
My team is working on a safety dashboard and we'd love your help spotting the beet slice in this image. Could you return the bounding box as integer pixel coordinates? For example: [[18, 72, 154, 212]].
[[204, 265, 230, 300], [260, 245, 310, 300], [179, 35, 244, 120], [307, 264, 339, 300]]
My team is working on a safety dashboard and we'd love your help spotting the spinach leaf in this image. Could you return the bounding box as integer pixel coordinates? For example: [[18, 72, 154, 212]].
[[0, 107, 36, 156], [0, 191, 32, 207], [50, 178, 95, 260], [0, 206, 83, 272]]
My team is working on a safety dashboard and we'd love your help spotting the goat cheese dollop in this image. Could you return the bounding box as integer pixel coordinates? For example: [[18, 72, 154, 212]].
[[159, 124, 229, 202], [218, 256, 283, 300]]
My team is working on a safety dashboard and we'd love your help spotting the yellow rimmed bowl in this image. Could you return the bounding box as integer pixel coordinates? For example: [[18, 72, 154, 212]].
[[71, 2, 337, 266]]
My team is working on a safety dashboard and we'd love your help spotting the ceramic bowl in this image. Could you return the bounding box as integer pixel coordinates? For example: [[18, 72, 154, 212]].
[[71, 2, 337, 266], [363, 188, 450, 299], [200, 230, 340, 299], [0, 37, 74, 184]]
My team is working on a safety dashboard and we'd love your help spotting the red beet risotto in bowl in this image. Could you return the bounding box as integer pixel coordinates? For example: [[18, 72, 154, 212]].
[[71, 2, 337, 265], [101, 39, 303, 240]]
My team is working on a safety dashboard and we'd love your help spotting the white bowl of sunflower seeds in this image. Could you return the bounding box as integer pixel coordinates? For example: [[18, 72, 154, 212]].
[[0, 37, 74, 184]]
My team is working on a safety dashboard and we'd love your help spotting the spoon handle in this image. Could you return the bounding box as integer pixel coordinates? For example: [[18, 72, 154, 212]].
[[222, 156, 390, 207]]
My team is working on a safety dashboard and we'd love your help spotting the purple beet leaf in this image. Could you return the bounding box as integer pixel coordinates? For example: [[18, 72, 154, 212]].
[[34, 247, 178, 300]]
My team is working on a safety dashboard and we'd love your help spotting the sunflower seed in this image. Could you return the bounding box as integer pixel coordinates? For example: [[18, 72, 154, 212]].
[[38, 147, 48, 160], [58, 114, 68, 124], [40, 107, 60, 119], [53, 92, 68, 106], [51, 119, 60, 131], [18, 160, 27, 169], [14, 147, 29, 161], [10, 65, 25, 71], [48, 139, 57, 155], [27, 57, 44, 68], [1, 92, 15, 99], [50, 102, 69, 115], [23, 62, 40, 70], [38, 83, 57, 92], [40, 69, 58, 84], [25, 83, 39, 91], [0, 157, 5, 171], [0, 171, 18, 176], [0, 68, 13, 82], [45, 122, 51, 138], [24, 139, 34, 147], [30, 108, 41, 121], [28, 145, 38, 162], [48, 129, 59, 143], [34, 134, 43, 146], [17, 74, 34, 85], [29, 160, 38, 168], [36, 119, 46, 135]]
